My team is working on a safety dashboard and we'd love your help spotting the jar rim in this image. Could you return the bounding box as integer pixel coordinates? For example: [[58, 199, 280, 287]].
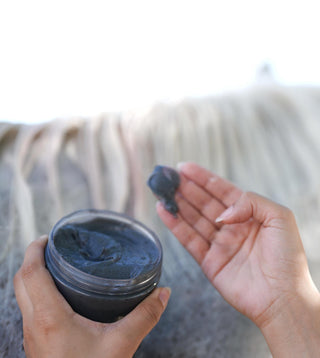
[[46, 209, 162, 295]]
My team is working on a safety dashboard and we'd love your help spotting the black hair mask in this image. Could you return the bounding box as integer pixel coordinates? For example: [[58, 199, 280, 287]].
[[45, 210, 162, 323], [147, 165, 180, 216]]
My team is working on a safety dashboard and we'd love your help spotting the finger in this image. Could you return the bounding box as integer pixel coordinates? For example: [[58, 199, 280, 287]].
[[14, 270, 33, 319], [177, 173, 226, 226], [177, 162, 242, 207], [176, 195, 217, 241], [157, 201, 209, 264], [115, 287, 171, 350], [215, 191, 293, 226], [21, 236, 72, 314]]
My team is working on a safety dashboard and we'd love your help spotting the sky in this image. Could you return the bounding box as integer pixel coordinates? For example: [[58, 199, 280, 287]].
[[0, 0, 319, 124]]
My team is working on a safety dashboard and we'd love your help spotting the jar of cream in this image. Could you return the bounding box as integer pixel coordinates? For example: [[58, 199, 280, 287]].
[[45, 209, 162, 323]]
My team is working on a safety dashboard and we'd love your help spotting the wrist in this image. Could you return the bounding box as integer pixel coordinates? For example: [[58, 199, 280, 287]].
[[260, 282, 320, 357]]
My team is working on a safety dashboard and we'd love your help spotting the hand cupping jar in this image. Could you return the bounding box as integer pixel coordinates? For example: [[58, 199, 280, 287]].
[[45, 210, 162, 323]]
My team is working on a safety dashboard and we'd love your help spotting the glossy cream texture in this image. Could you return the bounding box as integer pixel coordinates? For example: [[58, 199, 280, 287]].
[[53, 218, 160, 279]]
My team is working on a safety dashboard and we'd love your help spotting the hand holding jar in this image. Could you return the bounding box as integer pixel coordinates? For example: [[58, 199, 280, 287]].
[[14, 236, 170, 358]]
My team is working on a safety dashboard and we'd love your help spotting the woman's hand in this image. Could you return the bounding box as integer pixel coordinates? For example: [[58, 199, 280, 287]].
[[157, 162, 320, 357], [14, 236, 170, 358]]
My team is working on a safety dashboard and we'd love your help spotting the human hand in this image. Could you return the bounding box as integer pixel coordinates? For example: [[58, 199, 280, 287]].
[[14, 236, 170, 358], [157, 162, 320, 357]]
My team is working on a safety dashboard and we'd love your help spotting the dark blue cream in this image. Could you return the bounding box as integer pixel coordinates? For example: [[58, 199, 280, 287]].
[[147, 165, 180, 216], [45, 210, 162, 323]]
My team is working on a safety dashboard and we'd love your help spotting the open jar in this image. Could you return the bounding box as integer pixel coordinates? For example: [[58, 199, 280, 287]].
[[45, 209, 162, 323]]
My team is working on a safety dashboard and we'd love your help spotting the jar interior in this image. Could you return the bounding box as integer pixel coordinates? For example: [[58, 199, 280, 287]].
[[46, 210, 162, 295]]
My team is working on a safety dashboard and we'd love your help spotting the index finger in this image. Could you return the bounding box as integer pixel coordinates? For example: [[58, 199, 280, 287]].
[[177, 162, 242, 207], [20, 236, 72, 314]]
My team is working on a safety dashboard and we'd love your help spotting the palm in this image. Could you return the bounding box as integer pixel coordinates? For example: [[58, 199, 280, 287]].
[[204, 220, 280, 321], [157, 163, 305, 325]]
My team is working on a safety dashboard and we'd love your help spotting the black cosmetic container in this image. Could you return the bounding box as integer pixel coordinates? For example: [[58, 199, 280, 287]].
[[45, 210, 162, 323]]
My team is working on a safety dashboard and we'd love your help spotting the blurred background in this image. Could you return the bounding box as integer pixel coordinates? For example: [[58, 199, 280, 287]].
[[2, 1, 320, 357], [0, 0, 319, 124]]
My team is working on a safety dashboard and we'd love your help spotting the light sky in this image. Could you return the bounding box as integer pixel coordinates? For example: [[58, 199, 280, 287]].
[[0, 0, 319, 123]]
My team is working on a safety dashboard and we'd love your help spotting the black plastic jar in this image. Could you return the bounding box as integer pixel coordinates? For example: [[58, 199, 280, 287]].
[[45, 209, 162, 323]]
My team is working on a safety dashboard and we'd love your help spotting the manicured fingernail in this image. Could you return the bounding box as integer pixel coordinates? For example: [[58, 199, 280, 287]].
[[177, 162, 187, 171], [159, 287, 171, 307], [216, 206, 234, 223]]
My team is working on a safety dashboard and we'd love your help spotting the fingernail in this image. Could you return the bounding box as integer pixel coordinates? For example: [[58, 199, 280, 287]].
[[159, 287, 171, 307], [176, 162, 187, 171], [156, 201, 164, 211], [37, 235, 48, 241], [216, 206, 234, 223]]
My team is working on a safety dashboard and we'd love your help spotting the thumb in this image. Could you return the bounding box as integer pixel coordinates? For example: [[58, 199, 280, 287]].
[[215, 191, 292, 226], [115, 287, 171, 350]]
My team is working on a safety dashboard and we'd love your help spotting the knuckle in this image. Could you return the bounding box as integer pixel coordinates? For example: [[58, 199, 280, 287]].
[[34, 309, 59, 334], [21, 262, 38, 280], [279, 205, 294, 220], [239, 191, 251, 205], [245, 191, 255, 200], [238, 191, 253, 211]]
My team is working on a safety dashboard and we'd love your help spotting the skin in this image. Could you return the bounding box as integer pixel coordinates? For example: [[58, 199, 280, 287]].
[[13, 236, 170, 358], [157, 162, 320, 357], [14, 161, 320, 357]]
